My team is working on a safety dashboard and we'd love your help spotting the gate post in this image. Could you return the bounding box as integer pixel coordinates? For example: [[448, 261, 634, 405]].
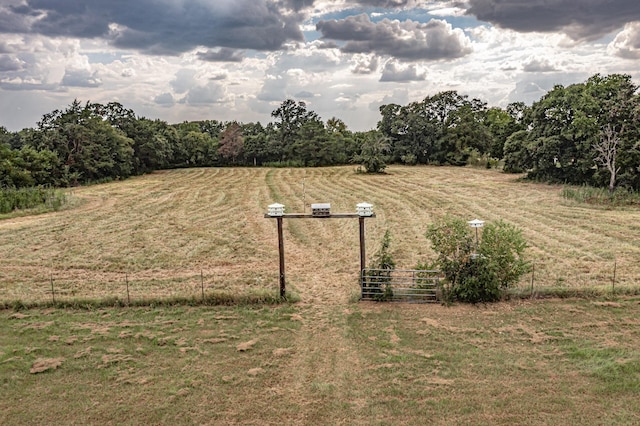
[[359, 216, 366, 276], [277, 216, 286, 299]]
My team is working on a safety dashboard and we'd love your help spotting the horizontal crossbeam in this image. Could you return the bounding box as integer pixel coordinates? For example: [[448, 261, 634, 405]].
[[264, 213, 376, 219]]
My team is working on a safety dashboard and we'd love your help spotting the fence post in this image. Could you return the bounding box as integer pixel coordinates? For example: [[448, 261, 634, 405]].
[[50, 274, 55, 304], [126, 273, 130, 305], [612, 260, 617, 294], [530, 263, 535, 298], [201, 270, 205, 301]]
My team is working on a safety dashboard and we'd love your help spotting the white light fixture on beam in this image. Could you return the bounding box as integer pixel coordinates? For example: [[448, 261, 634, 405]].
[[468, 219, 485, 228], [268, 203, 285, 217], [356, 202, 374, 217]]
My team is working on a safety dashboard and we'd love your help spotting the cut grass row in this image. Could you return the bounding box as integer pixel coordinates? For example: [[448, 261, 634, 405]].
[[2, 165, 640, 305]]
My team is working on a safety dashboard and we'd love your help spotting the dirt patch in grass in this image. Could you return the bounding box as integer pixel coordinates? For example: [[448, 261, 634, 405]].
[[236, 339, 259, 352], [30, 357, 64, 374]]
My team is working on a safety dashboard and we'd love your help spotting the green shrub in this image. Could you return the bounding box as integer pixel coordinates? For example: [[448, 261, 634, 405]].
[[0, 186, 67, 214], [426, 216, 529, 303]]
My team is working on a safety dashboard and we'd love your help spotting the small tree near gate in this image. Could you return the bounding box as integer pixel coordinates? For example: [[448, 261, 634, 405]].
[[426, 216, 529, 303], [368, 229, 396, 300]]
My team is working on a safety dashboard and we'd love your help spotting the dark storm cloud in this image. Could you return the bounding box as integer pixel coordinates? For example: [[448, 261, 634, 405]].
[[316, 14, 471, 61], [464, 0, 640, 40], [197, 48, 245, 62], [0, 0, 304, 54]]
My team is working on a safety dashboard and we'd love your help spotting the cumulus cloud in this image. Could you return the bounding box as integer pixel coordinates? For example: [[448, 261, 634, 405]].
[[522, 57, 558, 73], [0, 1, 304, 55], [380, 61, 425, 82], [183, 81, 227, 105], [197, 48, 245, 63], [257, 75, 287, 102], [295, 90, 315, 98], [351, 54, 379, 74], [369, 87, 410, 111], [61, 69, 102, 87], [316, 14, 471, 61], [608, 22, 640, 59], [0, 54, 23, 71], [170, 69, 198, 95], [154, 92, 175, 107], [464, 0, 640, 41], [356, 0, 415, 6]]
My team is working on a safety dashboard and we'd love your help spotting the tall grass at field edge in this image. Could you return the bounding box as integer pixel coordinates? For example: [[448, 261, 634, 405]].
[[0, 289, 299, 311], [507, 284, 640, 300], [0, 186, 67, 214], [562, 185, 640, 206]]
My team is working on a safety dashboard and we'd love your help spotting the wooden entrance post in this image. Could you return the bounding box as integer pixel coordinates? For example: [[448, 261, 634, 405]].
[[359, 216, 366, 276], [277, 216, 286, 298], [266, 203, 374, 299]]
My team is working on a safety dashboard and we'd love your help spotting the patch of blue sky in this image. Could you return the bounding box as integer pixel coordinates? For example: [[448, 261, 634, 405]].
[[372, 8, 482, 29], [306, 7, 482, 31]]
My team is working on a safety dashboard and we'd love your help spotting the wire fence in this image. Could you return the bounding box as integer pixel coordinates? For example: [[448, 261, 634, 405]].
[[514, 260, 628, 296], [0, 269, 280, 306], [0, 259, 634, 307]]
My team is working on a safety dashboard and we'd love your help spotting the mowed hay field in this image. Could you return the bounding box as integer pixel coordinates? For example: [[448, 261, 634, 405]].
[[1, 165, 640, 303], [2, 166, 640, 425]]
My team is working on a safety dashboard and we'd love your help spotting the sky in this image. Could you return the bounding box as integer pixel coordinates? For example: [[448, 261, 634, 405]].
[[0, 0, 639, 132]]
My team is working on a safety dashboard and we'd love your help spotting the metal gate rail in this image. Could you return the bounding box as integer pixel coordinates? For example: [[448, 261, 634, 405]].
[[360, 268, 440, 303]]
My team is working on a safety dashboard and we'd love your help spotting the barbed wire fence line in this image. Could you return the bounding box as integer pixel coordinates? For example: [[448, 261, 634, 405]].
[[0, 269, 281, 307], [0, 259, 634, 308], [515, 259, 629, 296]]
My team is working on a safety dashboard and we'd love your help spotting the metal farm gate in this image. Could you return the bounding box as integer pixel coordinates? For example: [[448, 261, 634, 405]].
[[360, 269, 441, 303]]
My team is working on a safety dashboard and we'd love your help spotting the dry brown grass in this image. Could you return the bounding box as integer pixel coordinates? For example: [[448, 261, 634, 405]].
[[3, 298, 640, 424], [1, 165, 639, 305], [3, 168, 640, 424]]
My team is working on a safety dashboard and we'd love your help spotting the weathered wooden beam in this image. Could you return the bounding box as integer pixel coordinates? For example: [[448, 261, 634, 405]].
[[264, 213, 376, 219]]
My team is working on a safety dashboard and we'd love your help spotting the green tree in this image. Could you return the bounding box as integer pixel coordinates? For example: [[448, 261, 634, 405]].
[[508, 74, 640, 190], [353, 131, 390, 173], [242, 122, 268, 166], [270, 99, 319, 163], [378, 91, 492, 166], [486, 104, 527, 159], [367, 229, 396, 301], [29, 100, 134, 185], [125, 118, 176, 173]]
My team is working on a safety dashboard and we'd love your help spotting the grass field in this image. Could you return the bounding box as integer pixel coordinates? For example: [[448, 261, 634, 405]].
[[1, 165, 639, 304], [2, 298, 640, 424], [2, 166, 640, 424]]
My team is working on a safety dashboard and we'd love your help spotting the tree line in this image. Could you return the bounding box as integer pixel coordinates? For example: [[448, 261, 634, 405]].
[[1, 73, 639, 191]]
